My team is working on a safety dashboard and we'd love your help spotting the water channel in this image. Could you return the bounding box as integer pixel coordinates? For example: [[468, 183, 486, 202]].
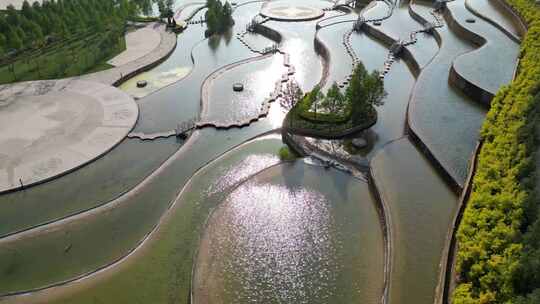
[[0, 0, 523, 303]]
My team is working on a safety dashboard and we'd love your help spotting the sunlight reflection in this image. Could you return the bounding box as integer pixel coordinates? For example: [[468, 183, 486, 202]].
[[206, 154, 280, 196], [202, 181, 340, 303], [119, 67, 191, 98]]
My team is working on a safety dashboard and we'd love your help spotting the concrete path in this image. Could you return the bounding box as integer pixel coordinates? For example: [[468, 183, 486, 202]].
[[0, 79, 138, 193], [77, 22, 177, 87], [107, 25, 162, 67]]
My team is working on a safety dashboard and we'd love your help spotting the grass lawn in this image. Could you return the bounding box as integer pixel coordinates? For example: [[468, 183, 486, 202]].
[[0, 30, 126, 84]]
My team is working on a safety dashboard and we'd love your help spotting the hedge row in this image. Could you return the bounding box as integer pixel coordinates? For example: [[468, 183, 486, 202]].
[[453, 0, 540, 303]]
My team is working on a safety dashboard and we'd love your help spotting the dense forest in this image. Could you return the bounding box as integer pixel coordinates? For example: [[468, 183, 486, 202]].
[[0, 0, 138, 55], [0, 0, 147, 82], [453, 0, 540, 303]]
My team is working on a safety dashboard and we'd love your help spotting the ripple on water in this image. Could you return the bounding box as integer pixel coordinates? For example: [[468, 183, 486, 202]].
[[205, 153, 280, 196], [194, 163, 384, 304]]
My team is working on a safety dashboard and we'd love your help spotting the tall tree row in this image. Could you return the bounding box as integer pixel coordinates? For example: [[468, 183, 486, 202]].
[[0, 0, 138, 56]]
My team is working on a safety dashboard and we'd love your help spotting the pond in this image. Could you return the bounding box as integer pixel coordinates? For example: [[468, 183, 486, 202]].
[[193, 162, 384, 304]]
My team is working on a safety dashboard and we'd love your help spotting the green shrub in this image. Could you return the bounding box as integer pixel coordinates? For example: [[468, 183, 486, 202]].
[[453, 0, 540, 303], [278, 146, 298, 161]]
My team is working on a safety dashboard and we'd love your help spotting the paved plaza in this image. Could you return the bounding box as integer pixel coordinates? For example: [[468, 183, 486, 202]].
[[260, 3, 325, 21], [0, 79, 138, 193]]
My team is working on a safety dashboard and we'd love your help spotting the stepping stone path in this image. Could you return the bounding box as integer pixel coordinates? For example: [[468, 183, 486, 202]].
[[375, 6, 445, 79], [187, 19, 206, 25], [236, 17, 276, 55], [334, 0, 396, 83]]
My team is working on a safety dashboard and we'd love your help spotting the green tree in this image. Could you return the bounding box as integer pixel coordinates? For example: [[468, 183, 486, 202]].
[[0, 15, 9, 34], [166, 0, 174, 16], [5, 5, 20, 27], [514, 289, 540, 304], [308, 84, 324, 118], [7, 28, 23, 51], [157, 0, 173, 20], [322, 82, 345, 113], [363, 70, 386, 107], [21, 1, 35, 20], [222, 2, 233, 26], [28, 21, 44, 46], [0, 33, 6, 55], [346, 63, 385, 124], [205, 0, 234, 35]]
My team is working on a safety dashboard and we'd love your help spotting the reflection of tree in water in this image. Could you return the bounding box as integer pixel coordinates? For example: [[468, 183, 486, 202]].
[[207, 29, 234, 52], [208, 35, 221, 52]]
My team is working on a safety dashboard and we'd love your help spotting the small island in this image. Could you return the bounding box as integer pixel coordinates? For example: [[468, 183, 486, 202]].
[[284, 62, 386, 138]]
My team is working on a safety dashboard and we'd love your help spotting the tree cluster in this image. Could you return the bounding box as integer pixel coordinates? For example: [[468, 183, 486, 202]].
[[155, 0, 174, 23], [205, 0, 233, 36], [286, 62, 385, 135], [298, 63, 385, 122], [453, 0, 540, 303], [346, 63, 385, 124], [0, 0, 137, 56]]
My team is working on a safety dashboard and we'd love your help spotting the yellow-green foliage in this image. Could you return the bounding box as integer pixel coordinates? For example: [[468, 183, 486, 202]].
[[453, 0, 540, 303], [278, 146, 298, 161]]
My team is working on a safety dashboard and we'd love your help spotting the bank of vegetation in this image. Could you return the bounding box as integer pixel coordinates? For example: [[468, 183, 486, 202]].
[[0, 0, 147, 83], [205, 0, 233, 36], [284, 63, 385, 138], [453, 0, 540, 303]]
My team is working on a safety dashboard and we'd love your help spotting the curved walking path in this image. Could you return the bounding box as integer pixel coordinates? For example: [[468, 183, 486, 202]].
[[464, 0, 522, 42], [77, 22, 177, 87], [175, 1, 206, 21], [260, 3, 326, 21], [107, 25, 162, 67], [314, 0, 394, 89], [447, 0, 519, 105]]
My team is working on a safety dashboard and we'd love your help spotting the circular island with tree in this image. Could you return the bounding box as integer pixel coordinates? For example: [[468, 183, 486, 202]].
[[283, 62, 386, 139]]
